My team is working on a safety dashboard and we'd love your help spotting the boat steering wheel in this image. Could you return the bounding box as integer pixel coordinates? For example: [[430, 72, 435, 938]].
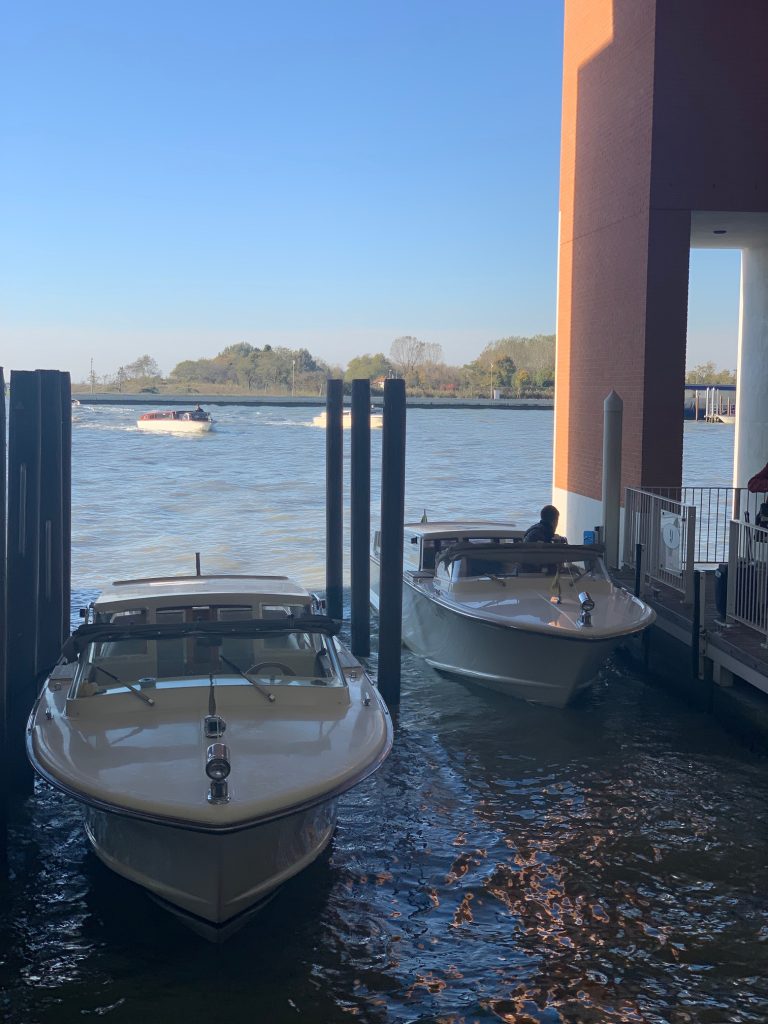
[[246, 662, 295, 677]]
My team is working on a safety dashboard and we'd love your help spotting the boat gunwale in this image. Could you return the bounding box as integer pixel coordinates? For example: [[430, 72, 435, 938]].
[[373, 552, 655, 641]]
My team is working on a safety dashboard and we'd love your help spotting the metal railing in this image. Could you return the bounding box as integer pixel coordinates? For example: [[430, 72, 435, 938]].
[[624, 488, 696, 602], [727, 519, 768, 643], [642, 487, 768, 565]]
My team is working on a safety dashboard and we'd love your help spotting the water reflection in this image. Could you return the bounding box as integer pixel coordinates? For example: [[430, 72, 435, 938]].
[[3, 412, 767, 1022]]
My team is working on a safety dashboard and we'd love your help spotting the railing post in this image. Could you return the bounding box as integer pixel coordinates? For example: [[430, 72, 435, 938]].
[[350, 379, 371, 657], [377, 379, 406, 707], [325, 378, 344, 620], [733, 488, 742, 521], [634, 543, 642, 597], [684, 506, 696, 604], [691, 570, 701, 678], [726, 519, 738, 620]]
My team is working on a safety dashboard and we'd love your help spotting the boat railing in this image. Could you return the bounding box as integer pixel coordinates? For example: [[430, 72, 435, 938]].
[[623, 488, 696, 602], [726, 519, 768, 644]]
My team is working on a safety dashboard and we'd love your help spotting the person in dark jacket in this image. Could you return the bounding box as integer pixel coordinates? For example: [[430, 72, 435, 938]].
[[523, 505, 560, 543]]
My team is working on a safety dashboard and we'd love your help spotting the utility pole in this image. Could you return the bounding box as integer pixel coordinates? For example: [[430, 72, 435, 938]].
[[89, 358, 95, 394], [292, 358, 296, 396], [490, 362, 494, 400]]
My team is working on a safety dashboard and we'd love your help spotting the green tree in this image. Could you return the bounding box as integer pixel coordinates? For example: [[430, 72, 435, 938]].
[[344, 353, 393, 382], [123, 354, 162, 380]]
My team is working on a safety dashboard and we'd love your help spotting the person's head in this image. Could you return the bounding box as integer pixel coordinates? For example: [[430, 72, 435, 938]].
[[540, 504, 560, 528]]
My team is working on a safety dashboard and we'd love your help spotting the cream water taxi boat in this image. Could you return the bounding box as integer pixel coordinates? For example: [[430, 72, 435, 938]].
[[137, 408, 213, 433], [311, 409, 383, 429], [371, 520, 655, 707], [27, 574, 391, 938]]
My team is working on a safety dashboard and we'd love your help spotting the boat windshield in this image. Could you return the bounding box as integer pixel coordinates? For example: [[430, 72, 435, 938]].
[[73, 627, 345, 696], [436, 544, 608, 583]]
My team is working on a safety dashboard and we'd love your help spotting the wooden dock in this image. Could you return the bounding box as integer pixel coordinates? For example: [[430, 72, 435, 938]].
[[614, 567, 768, 751]]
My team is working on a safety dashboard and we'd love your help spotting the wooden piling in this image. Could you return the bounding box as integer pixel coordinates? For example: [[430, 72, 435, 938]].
[[6, 369, 71, 790], [6, 371, 42, 789], [0, 368, 7, 870], [35, 371, 67, 675], [325, 378, 344, 620], [377, 378, 406, 707], [350, 379, 371, 656]]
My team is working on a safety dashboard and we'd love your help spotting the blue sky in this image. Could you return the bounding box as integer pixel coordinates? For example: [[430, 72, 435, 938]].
[[0, 1, 738, 381]]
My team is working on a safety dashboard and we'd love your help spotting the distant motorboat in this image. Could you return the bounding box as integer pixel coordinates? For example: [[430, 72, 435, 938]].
[[137, 408, 213, 433], [312, 409, 383, 429]]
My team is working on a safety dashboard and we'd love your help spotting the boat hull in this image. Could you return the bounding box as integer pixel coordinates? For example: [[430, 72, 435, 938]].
[[371, 555, 628, 707], [405, 582, 622, 706], [136, 419, 212, 434], [84, 798, 337, 932]]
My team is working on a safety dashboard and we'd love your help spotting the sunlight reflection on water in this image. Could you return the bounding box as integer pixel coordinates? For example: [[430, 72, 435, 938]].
[[4, 409, 767, 1023]]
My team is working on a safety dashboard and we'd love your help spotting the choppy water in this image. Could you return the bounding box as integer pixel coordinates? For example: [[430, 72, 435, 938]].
[[3, 407, 767, 1024]]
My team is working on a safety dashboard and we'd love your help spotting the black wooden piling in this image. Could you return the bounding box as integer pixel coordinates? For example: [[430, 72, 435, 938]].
[[377, 378, 406, 706], [60, 373, 72, 642], [1, 368, 8, 870], [35, 371, 67, 677], [6, 369, 71, 790], [350, 379, 371, 656], [6, 371, 42, 788], [325, 378, 344, 620]]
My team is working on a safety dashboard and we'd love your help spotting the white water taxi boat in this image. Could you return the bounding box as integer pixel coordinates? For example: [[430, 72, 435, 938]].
[[137, 408, 213, 433], [311, 409, 383, 429], [27, 574, 392, 938], [371, 521, 655, 708]]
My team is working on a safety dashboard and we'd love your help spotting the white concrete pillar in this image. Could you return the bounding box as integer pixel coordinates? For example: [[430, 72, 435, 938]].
[[734, 248, 768, 487]]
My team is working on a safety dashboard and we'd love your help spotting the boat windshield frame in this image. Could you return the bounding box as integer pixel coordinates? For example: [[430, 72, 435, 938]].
[[435, 542, 608, 581], [66, 616, 347, 696]]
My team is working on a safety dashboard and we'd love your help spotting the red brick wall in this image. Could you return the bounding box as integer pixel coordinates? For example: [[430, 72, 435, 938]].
[[556, 0, 768, 502]]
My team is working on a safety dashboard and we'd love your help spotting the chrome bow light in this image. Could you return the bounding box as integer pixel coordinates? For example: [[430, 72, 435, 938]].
[[578, 591, 595, 627], [206, 742, 231, 804]]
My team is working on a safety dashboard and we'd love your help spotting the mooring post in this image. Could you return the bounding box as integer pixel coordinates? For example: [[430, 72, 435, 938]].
[[350, 379, 371, 656], [602, 390, 623, 569], [691, 570, 702, 679], [6, 371, 42, 790], [60, 372, 72, 641], [0, 368, 8, 871], [35, 371, 68, 678], [325, 378, 344, 620], [377, 378, 406, 707]]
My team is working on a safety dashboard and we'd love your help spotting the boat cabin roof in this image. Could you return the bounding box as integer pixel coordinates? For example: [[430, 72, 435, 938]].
[[93, 574, 311, 613], [405, 520, 521, 541]]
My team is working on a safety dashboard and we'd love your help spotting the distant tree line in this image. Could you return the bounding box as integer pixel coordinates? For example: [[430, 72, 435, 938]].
[[77, 333, 558, 398], [685, 361, 736, 385]]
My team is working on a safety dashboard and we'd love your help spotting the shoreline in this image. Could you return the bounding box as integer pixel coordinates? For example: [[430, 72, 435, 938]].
[[72, 392, 554, 410]]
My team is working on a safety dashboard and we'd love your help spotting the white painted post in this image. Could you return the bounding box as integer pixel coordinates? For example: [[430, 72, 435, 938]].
[[602, 390, 623, 568]]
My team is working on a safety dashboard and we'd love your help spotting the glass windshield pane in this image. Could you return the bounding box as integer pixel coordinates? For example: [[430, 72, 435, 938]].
[[74, 628, 344, 695]]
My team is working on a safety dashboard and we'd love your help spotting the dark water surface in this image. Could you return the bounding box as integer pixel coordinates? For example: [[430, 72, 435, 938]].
[[2, 408, 766, 1024]]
